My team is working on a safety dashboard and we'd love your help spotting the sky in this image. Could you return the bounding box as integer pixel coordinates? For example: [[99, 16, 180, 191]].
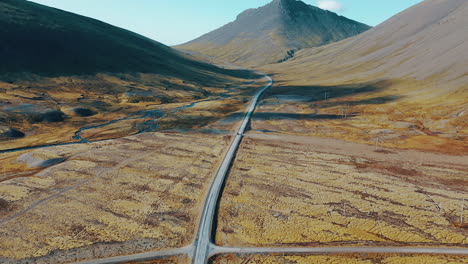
[[30, 0, 423, 46]]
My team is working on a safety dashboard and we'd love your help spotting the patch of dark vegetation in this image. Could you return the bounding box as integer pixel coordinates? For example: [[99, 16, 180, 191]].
[[252, 182, 314, 200], [144, 211, 191, 226], [0, 126, 25, 139], [72, 107, 97, 117], [69, 223, 86, 235], [127, 96, 160, 104], [0, 198, 11, 211], [221, 227, 235, 234], [278, 49, 297, 63], [226, 188, 241, 197], [185, 182, 203, 189], [444, 212, 468, 229], [42, 110, 67, 122], [384, 166, 420, 176], [131, 183, 152, 192], [22, 110, 67, 123], [352, 160, 421, 177], [373, 149, 396, 154], [87, 101, 113, 111], [181, 198, 193, 205], [101, 207, 129, 219], [225, 207, 239, 218]]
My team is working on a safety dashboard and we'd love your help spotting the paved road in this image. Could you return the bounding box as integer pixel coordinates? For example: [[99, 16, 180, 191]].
[[73, 246, 193, 264], [192, 74, 273, 264], [212, 246, 468, 256], [69, 72, 468, 264], [71, 244, 468, 264]]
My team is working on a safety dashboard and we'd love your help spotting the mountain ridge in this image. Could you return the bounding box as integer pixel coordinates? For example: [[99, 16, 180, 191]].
[[0, 0, 262, 150], [260, 0, 468, 152], [176, 0, 371, 67], [0, 0, 253, 79]]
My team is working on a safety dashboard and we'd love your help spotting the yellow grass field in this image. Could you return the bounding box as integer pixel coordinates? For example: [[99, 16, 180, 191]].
[[123, 255, 189, 264], [211, 254, 468, 264], [251, 82, 467, 155], [0, 132, 230, 263], [216, 135, 468, 247], [0, 73, 267, 151]]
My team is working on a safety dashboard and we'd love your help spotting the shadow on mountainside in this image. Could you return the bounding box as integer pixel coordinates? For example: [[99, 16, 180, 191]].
[[261, 81, 397, 104], [0, 0, 261, 83]]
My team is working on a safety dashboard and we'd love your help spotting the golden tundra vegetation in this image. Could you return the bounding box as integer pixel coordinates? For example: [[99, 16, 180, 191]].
[[0, 132, 230, 263], [250, 80, 467, 155], [1, 0, 467, 264], [211, 254, 468, 264], [215, 0, 467, 253], [217, 136, 467, 247], [0, 0, 266, 151], [259, 0, 468, 154], [123, 255, 189, 264], [0, 72, 266, 151]]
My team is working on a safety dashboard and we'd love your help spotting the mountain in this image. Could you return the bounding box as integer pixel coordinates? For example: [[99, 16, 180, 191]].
[[0, 0, 260, 150], [261, 0, 468, 153], [270, 0, 468, 88], [176, 0, 371, 67], [0, 0, 250, 78]]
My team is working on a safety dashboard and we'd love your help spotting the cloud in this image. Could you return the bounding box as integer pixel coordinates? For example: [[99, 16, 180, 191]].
[[316, 0, 343, 12]]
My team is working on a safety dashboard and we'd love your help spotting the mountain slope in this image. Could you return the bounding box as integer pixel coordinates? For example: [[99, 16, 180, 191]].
[[0, 0, 263, 151], [273, 0, 468, 89], [259, 0, 468, 153], [0, 0, 248, 78], [176, 0, 371, 67]]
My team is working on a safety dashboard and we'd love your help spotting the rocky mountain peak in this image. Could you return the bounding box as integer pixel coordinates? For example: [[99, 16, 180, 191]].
[[177, 0, 371, 66]]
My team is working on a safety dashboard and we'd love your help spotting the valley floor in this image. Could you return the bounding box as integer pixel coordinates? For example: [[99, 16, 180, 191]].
[[0, 131, 466, 263], [218, 132, 467, 247], [0, 132, 230, 263], [0, 76, 466, 264], [211, 254, 468, 264]]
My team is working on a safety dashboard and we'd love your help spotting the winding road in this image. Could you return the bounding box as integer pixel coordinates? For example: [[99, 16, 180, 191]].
[[192, 73, 273, 264], [70, 72, 468, 264]]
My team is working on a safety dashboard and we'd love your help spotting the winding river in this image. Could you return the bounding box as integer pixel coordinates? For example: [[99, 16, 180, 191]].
[[0, 83, 248, 154]]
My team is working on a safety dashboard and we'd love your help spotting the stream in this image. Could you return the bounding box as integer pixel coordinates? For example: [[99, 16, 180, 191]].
[[0, 84, 246, 154]]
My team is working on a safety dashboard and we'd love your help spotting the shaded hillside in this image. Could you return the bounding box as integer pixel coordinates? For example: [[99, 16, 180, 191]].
[[271, 0, 468, 90], [0, 0, 265, 151], [260, 0, 468, 153], [177, 0, 370, 67], [0, 0, 252, 79]]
